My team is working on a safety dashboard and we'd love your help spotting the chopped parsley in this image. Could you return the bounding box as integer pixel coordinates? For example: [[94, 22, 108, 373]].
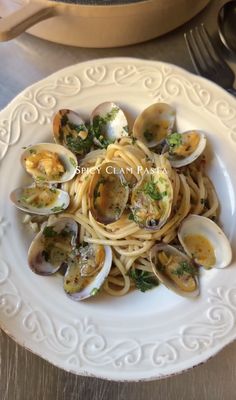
[[42, 226, 58, 238], [166, 132, 182, 152], [90, 287, 100, 296], [35, 176, 46, 183], [65, 129, 93, 155], [143, 177, 163, 201], [69, 157, 77, 168], [171, 261, 197, 277], [29, 148, 36, 154], [128, 210, 142, 224], [92, 106, 120, 148], [51, 203, 65, 213], [131, 136, 137, 144], [128, 268, 159, 292]]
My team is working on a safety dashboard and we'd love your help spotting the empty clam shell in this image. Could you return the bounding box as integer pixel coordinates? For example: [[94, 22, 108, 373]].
[[150, 244, 199, 297], [133, 103, 176, 148], [21, 143, 78, 184], [10, 184, 70, 215], [53, 109, 93, 155], [178, 214, 232, 269], [90, 102, 129, 147], [64, 244, 112, 301], [28, 217, 78, 275]]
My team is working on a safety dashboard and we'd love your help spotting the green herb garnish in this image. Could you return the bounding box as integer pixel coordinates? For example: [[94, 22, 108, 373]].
[[42, 226, 58, 238], [90, 287, 100, 296], [143, 177, 162, 201], [128, 269, 159, 292], [69, 157, 77, 168], [92, 106, 120, 148], [51, 203, 65, 213], [35, 176, 46, 182], [166, 132, 182, 151], [65, 130, 93, 155], [171, 261, 197, 277], [29, 148, 36, 154]]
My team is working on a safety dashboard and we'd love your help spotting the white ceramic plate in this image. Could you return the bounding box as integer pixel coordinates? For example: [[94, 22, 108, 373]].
[[1, 58, 236, 382]]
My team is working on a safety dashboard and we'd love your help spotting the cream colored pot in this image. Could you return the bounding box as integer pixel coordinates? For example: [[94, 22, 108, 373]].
[[0, 0, 210, 48]]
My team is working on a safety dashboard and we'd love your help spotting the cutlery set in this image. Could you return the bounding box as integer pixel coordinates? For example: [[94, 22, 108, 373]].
[[185, 1, 236, 95]]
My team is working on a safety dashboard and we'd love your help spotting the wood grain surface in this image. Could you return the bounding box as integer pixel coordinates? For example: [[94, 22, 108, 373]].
[[1, 0, 236, 398]]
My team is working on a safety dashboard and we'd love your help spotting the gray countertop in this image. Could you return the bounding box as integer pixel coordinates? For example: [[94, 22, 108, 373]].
[[1, 0, 236, 398]]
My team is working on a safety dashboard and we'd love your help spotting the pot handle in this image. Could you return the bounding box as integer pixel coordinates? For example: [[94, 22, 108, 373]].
[[0, 2, 56, 41]]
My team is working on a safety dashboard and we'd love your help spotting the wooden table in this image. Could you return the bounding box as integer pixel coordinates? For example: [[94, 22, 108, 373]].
[[1, 0, 236, 398]]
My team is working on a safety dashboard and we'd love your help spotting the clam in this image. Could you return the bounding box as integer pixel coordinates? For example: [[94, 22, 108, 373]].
[[53, 109, 93, 155], [133, 103, 176, 148], [150, 244, 199, 297], [90, 102, 129, 147], [88, 161, 129, 224], [21, 143, 78, 184], [10, 184, 70, 215], [64, 243, 112, 301], [165, 130, 207, 168], [178, 214, 232, 269], [130, 171, 173, 230], [28, 218, 78, 275]]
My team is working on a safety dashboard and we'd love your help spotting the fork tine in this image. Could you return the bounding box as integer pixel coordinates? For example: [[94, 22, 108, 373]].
[[199, 24, 230, 70], [184, 31, 205, 75]]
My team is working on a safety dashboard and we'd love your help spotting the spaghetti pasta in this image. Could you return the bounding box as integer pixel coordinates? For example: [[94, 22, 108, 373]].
[[60, 136, 219, 296]]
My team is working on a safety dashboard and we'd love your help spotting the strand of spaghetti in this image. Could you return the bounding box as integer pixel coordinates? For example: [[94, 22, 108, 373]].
[[186, 174, 199, 199], [123, 255, 139, 271], [106, 276, 127, 287], [88, 212, 140, 239], [134, 263, 153, 272], [113, 148, 147, 170], [80, 149, 106, 165], [79, 194, 89, 242], [153, 174, 191, 239], [163, 228, 177, 243], [108, 150, 140, 172], [130, 233, 153, 240], [114, 241, 154, 256], [103, 255, 130, 296], [192, 171, 205, 214], [83, 237, 143, 246], [172, 171, 180, 207], [135, 139, 153, 158], [202, 176, 219, 218]]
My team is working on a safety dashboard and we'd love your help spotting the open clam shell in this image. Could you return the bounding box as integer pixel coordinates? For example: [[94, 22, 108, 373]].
[[178, 214, 232, 269], [133, 103, 176, 148], [21, 143, 78, 184], [130, 170, 173, 230], [64, 244, 112, 301], [150, 244, 199, 297], [28, 217, 78, 275], [53, 109, 92, 155], [10, 184, 70, 215], [88, 161, 129, 224], [90, 101, 129, 147], [165, 130, 207, 168]]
